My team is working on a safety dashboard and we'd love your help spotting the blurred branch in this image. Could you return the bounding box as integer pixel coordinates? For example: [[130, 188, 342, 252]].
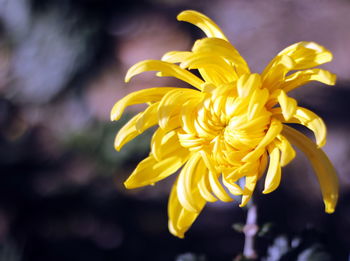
[[243, 202, 258, 260]]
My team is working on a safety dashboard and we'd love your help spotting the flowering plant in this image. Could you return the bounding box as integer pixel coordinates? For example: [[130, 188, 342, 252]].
[[111, 10, 338, 238]]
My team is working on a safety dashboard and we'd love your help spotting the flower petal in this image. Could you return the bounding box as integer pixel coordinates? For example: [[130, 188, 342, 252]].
[[262, 42, 334, 91], [239, 174, 258, 207], [277, 41, 333, 70], [198, 174, 218, 202], [161, 51, 192, 63], [151, 129, 182, 161], [168, 179, 206, 238], [262, 55, 295, 90], [192, 37, 250, 75], [226, 162, 256, 180], [282, 68, 336, 93], [124, 149, 189, 189], [237, 74, 261, 98], [114, 105, 158, 151], [200, 150, 233, 202], [282, 125, 338, 213], [276, 134, 296, 167], [158, 89, 201, 129], [198, 68, 228, 85], [222, 176, 243, 195], [125, 60, 204, 90], [111, 87, 176, 121], [135, 102, 159, 132], [296, 108, 326, 148], [208, 171, 233, 202], [180, 52, 237, 82], [258, 152, 268, 178], [276, 90, 298, 121], [114, 113, 142, 151], [272, 107, 327, 148], [242, 118, 283, 162], [248, 88, 269, 120], [177, 10, 228, 40], [177, 153, 206, 212], [263, 143, 282, 194], [180, 100, 198, 134]]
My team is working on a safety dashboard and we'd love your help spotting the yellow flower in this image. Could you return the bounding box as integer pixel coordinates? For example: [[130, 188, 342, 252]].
[[111, 10, 339, 238]]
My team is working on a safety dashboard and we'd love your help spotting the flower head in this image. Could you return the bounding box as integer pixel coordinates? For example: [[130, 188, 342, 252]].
[[111, 10, 339, 238]]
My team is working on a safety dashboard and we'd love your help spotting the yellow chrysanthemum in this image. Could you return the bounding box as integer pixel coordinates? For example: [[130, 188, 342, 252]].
[[111, 10, 339, 238]]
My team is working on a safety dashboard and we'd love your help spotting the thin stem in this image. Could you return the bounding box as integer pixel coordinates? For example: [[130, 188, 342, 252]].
[[243, 201, 258, 259]]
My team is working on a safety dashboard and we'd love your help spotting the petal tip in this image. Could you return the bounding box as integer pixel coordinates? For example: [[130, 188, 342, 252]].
[[324, 194, 338, 214], [328, 73, 337, 86], [110, 111, 121, 122], [168, 221, 185, 238], [114, 139, 122, 151], [124, 75, 131, 83], [124, 177, 143, 189], [325, 207, 335, 214], [176, 10, 196, 21], [123, 180, 133, 189], [239, 199, 248, 208], [262, 188, 277, 194]]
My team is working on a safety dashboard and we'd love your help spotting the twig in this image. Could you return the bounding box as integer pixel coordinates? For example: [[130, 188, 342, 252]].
[[243, 201, 258, 259]]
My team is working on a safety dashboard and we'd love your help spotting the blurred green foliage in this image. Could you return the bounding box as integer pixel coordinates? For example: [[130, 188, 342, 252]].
[[64, 113, 153, 174]]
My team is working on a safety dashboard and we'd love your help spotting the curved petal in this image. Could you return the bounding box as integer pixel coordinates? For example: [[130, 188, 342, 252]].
[[177, 10, 228, 40], [273, 107, 327, 148], [178, 132, 206, 152], [111, 87, 176, 121], [135, 102, 159, 132], [180, 52, 237, 82], [192, 37, 250, 75], [222, 176, 243, 195], [158, 88, 201, 129], [168, 179, 206, 238], [180, 100, 199, 135], [282, 125, 338, 213], [198, 68, 228, 85], [242, 118, 283, 162], [114, 104, 158, 151], [161, 51, 192, 63], [124, 148, 189, 189], [114, 113, 142, 151], [263, 143, 282, 194], [237, 74, 261, 98], [282, 68, 336, 93], [151, 129, 182, 161], [125, 60, 205, 90], [239, 174, 258, 207], [262, 42, 334, 91], [277, 41, 333, 70], [177, 153, 206, 212], [276, 134, 296, 167], [199, 150, 217, 173], [248, 88, 269, 120], [276, 90, 298, 121], [262, 55, 295, 90], [198, 174, 218, 202], [208, 171, 233, 202], [226, 162, 256, 180], [258, 152, 268, 179], [150, 128, 165, 161], [200, 150, 233, 202]]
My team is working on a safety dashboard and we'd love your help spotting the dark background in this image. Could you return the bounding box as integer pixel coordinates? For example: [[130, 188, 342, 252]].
[[0, 0, 350, 260]]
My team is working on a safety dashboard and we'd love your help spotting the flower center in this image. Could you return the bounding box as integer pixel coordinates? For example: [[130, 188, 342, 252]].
[[178, 82, 272, 168]]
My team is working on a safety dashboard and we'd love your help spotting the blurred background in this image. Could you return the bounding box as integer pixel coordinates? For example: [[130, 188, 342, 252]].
[[0, 0, 350, 260]]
